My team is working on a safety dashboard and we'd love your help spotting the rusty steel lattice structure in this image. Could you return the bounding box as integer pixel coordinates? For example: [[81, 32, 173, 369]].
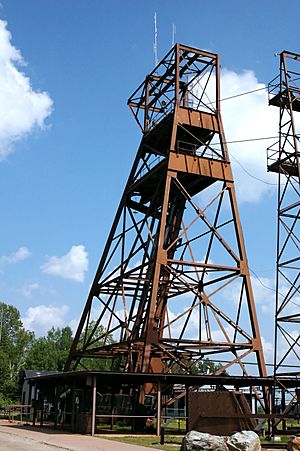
[[268, 51, 300, 378], [65, 44, 267, 380]]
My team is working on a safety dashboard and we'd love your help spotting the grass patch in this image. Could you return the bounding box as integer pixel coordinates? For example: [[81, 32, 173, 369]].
[[261, 435, 290, 444], [260, 438, 289, 450], [102, 435, 183, 451], [104, 434, 293, 450], [96, 422, 132, 433]]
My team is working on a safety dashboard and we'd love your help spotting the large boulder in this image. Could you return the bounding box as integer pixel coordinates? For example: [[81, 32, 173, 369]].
[[287, 436, 300, 451], [181, 431, 229, 451], [227, 431, 261, 451]]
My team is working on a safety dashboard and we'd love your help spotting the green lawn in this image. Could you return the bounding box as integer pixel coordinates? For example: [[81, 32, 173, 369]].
[[103, 433, 291, 451], [102, 435, 183, 451]]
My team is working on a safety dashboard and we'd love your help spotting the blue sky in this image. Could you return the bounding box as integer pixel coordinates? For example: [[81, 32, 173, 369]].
[[0, 0, 299, 370]]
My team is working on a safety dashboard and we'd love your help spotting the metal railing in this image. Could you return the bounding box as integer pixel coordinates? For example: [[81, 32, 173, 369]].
[[1, 404, 32, 423]]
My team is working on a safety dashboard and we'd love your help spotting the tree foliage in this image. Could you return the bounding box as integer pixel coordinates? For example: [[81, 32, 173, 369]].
[[0, 302, 33, 403], [25, 326, 73, 371], [169, 358, 228, 375], [0, 300, 119, 404], [78, 321, 115, 371], [0, 301, 75, 404]]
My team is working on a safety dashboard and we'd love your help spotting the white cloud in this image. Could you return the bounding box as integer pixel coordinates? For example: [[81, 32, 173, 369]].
[[194, 68, 283, 204], [17, 282, 40, 297], [261, 336, 274, 370], [41, 245, 88, 282], [251, 275, 275, 306], [0, 246, 31, 267], [276, 329, 300, 370], [68, 317, 79, 335], [22, 304, 69, 336], [0, 20, 53, 159], [220, 68, 279, 203]]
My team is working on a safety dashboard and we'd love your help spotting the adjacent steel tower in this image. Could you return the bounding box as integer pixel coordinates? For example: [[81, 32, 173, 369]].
[[65, 44, 266, 381], [268, 51, 300, 378]]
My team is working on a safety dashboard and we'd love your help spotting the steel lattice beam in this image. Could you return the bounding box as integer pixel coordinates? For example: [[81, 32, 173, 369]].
[[268, 51, 300, 376], [268, 50, 300, 432], [65, 44, 267, 384]]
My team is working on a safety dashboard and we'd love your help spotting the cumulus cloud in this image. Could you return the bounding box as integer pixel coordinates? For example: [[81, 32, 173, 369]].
[[41, 245, 88, 282], [16, 282, 40, 297], [0, 246, 31, 267], [220, 68, 279, 203], [194, 68, 286, 204], [261, 336, 274, 370], [251, 275, 275, 306], [0, 20, 53, 159], [22, 304, 69, 335]]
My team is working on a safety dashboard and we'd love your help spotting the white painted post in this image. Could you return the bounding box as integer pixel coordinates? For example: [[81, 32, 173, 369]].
[[157, 382, 161, 437], [91, 376, 97, 436]]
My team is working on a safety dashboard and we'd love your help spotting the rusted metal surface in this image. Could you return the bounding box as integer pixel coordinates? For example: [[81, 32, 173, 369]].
[[267, 51, 300, 431], [65, 44, 266, 386], [188, 391, 256, 435]]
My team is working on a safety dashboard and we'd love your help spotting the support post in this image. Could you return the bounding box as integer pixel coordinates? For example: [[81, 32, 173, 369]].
[[54, 386, 58, 429], [91, 376, 97, 436], [71, 383, 75, 432], [32, 387, 37, 427], [269, 386, 274, 436], [28, 383, 33, 423], [157, 381, 161, 437], [185, 386, 189, 433], [281, 388, 286, 431], [40, 392, 44, 427]]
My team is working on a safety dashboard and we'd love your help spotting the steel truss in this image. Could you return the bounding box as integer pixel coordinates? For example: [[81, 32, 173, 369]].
[[268, 51, 300, 376], [268, 50, 300, 430], [65, 44, 266, 381]]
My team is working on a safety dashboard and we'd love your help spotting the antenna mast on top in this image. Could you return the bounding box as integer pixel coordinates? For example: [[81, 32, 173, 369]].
[[172, 23, 176, 46], [153, 12, 158, 69]]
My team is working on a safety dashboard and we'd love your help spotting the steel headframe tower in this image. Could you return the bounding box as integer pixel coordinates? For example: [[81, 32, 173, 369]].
[[268, 51, 300, 379], [66, 44, 266, 380]]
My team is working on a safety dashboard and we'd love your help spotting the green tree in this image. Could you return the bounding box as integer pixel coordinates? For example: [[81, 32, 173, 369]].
[[0, 302, 33, 403], [169, 358, 228, 375], [78, 321, 115, 371], [25, 326, 73, 371], [196, 358, 228, 375]]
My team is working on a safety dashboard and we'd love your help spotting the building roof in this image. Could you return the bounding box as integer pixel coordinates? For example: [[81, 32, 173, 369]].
[[25, 370, 300, 389], [23, 369, 59, 379]]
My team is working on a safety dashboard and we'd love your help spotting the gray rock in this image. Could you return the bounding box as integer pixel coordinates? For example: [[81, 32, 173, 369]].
[[227, 431, 261, 451], [182, 430, 229, 451]]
